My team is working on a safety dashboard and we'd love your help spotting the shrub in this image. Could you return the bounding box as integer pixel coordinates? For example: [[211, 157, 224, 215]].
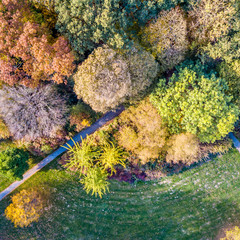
[[99, 142, 126, 174], [166, 133, 200, 165], [74, 44, 159, 112], [150, 62, 239, 143], [221, 226, 240, 240], [65, 137, 126, 197], [188, 0, 235, 45], [5, 189, 44, 227], [0, 85, 68, 141], [0, 0, 75, 87], [116, 99, 168, 164], [0, 147, 29, 180], [80, 167, 110, 198], [0, 118, 10, 139], [141, 6, 188, 72], [69, 102, 93, 132]]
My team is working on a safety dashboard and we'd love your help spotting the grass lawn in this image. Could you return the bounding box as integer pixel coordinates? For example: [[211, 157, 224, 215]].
[[1, 149, 240, 239]]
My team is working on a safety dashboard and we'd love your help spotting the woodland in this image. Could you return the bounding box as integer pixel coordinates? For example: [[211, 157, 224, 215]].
[[0, 0, 240, 238]]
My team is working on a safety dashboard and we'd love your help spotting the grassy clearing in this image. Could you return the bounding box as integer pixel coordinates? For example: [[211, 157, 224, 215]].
[[1, 150, 240, 239]]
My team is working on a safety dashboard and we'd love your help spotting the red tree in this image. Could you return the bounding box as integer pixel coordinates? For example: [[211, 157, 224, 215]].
[[0, 0, 75, 87]]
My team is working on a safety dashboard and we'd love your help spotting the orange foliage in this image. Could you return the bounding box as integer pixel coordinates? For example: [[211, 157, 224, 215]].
[[0, 0, 75, 87]]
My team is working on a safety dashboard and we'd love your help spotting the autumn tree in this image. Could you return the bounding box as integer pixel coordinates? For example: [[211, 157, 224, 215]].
[[0, 0, 75, 87], [141, 6, 188, 72], [166, 133, 200, 165], [0, 147, 29, 180], [65, 137, 126, 197], [74, 44, 159, 112], [188, 0, 235, 45], [116, 99, 168, 164], [5, 189, 44, 227], [150, 62, 239, 143], [0, 84, 68, 141]]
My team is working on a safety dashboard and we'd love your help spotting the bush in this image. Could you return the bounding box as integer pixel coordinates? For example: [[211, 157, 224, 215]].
[[150, 62, 239, 143], [0, 147, 29, 180], [188, 0, 235, 45], [221, 226, 240, 240], [166, 133, 200, 165], [0, 85, 68, 141], [141, 6, 188, 72], [65, 137, 126, 197], [0, 0, 75, 87], [5, 189, 44, 227], [116, 99, 168, 164], [69, 102, 94, 132], [0, 118, 10, 139], [73, 44, 159, 112]]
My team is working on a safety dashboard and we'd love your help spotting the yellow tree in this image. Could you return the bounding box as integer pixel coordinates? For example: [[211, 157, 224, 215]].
[[5, 189, 44, 228]]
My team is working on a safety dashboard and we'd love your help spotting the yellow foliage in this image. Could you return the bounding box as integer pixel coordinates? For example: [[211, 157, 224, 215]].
[[116, 99, 168, 164], [221, 226, 240, 240], [0, 118, 10, 139], [166, 133, 200, 165], [5, 189, 44, 228]]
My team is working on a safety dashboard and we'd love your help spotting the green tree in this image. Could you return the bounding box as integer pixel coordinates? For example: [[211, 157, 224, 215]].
[[0, 147, 29, 180], [73, 44, 159, 112], [150, 62, 239, 143]]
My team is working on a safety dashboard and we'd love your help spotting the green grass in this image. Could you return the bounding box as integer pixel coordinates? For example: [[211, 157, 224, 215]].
[[1, 150, 240, 239]]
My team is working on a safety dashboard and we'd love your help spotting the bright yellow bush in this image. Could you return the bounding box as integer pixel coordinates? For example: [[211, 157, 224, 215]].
[[221, 226, 240, 240], [166, 133, 200, 165], [5, 189, 44, 228]]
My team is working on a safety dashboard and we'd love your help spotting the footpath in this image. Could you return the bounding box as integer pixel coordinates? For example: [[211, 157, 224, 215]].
[[0, 106, 125, 201]]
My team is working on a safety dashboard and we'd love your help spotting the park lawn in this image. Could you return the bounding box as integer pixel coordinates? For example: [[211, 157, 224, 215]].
[[1, 149, 240, 239]]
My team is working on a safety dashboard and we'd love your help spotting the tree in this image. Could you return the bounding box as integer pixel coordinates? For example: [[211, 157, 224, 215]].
[[0, 118, 10, 139], [65, 137, 126, 197], [99, 142, 126, 174], [0, 147, 29, 180], [0, 0, 75, 87], [5, 189, 44, 227], [141, 6, 188, 72], [0, 84, 68, 141], [188, 0, 235, 45], [74, 44, 159, 112], [80, 167, 110, 198], [150, 62, 239, 143], [221, 226, 240, 240], [166, 133, 200, 165], [116, 99, 168, 164]]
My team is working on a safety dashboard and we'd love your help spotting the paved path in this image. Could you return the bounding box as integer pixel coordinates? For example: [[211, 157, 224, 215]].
[[0, 106, 125, 202], [229, 132, 240, 153]]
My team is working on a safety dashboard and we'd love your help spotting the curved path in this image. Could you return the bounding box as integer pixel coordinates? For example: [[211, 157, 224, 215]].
[[0, 106, 125, 201]]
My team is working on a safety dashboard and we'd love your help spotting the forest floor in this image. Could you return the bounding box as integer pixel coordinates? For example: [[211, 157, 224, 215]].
[[1, 149, 240, 239]]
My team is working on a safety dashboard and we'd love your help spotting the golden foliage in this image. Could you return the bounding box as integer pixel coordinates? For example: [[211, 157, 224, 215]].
[[5, 189, 44, 228], [116, 99, 168, 164], [166, 133, 200, 165], [221, 226, 240, 240]]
